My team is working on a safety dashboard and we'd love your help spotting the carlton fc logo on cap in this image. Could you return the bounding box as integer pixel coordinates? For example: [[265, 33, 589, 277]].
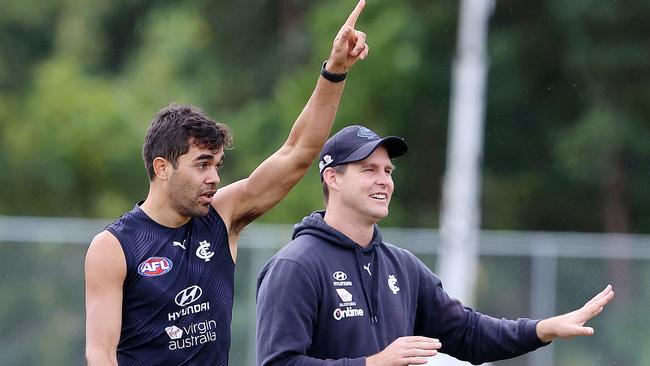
[[357, 126, 378, 140]]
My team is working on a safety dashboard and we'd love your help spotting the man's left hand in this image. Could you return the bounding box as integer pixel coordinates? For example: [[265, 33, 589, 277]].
[[536, 284, 614, 343]]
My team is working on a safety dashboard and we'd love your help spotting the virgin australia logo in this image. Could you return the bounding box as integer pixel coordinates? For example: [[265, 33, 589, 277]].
[[165, 325, 183, 340], [335, 288, 353, 303], [196, 240, 214, 262]]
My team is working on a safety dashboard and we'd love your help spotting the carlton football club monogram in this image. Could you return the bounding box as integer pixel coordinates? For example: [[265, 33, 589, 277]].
[[196, 240, 214, 262], [387, 274, 400, 295]]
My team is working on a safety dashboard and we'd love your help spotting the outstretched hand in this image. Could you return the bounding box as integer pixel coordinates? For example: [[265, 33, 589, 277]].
[[326, 0, 369, 74], [536, 284, 614, 343]]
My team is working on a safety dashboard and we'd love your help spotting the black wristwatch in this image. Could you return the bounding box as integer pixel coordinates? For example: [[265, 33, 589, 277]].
[[320, 60, 347, 82]]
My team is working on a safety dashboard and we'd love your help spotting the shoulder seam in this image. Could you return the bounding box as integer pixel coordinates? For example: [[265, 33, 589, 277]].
[[273, 257, 320, 294]]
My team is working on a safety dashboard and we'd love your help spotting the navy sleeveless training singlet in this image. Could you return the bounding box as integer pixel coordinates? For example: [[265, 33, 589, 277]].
[[106, 204, 234, 365]]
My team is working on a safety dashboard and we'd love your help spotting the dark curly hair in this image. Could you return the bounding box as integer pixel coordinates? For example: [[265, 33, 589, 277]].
[[142, 104, 233, 180]]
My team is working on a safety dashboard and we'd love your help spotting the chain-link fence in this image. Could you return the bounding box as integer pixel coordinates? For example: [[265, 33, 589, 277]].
[[1, 216, 647, 365]]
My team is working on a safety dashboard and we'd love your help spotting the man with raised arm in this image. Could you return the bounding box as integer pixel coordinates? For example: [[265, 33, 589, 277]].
[[85, 2, 369, 365]]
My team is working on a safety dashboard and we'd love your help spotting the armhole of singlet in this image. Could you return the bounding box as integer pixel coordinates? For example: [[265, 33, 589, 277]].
[[209, 205, 235, 268], [104, 226, 134, 287]]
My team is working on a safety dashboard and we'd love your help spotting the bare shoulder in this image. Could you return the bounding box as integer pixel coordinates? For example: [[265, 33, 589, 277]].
[[85, 230, 125, 361], [85, 230, 126, 281], [212, 179, 257, 234]]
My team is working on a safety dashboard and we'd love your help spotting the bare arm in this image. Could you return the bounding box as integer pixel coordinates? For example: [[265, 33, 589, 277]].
[[536, 284, 614, 343], [85, 230, 126, 366], [213, 0, 369, 256]]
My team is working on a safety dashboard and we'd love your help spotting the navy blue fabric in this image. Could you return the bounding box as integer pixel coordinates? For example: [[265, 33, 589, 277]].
[[106, 204, 234, 365], [317, 125, 407, 178], [256, 211, 547, 365]]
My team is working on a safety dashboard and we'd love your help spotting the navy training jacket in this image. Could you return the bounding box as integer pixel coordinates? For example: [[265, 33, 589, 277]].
[[256, 211, 547, 365]]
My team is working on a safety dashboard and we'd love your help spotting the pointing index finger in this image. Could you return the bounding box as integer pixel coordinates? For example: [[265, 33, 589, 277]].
[[345, 0, 366, 27]]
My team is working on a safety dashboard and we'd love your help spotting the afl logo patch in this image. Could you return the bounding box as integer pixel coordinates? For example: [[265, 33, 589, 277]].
[[138, 257, 173, 277]]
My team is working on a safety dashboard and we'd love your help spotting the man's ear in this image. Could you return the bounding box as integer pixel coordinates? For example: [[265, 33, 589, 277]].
[[152, 157, 171, 181], [322, 167, 340, 192]]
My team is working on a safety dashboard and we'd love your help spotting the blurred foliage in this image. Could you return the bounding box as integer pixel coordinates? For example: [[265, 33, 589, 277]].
[[484, 0, 650, 232], [2, 0, 649, 232]]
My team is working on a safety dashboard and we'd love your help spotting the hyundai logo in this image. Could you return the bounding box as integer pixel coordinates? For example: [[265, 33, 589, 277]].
[[332, 271, 348, 281], [175, 285, 203, 307]]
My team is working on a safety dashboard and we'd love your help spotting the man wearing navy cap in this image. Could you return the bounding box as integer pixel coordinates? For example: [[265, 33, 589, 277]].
[[256, 125, 614, 366]]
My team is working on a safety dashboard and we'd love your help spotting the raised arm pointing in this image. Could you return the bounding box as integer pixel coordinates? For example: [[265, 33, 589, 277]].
[[213, 0, 370, 260]]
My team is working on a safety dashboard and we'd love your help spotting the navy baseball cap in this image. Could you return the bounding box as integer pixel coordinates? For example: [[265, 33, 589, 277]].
[[318, 125, 408, 179]]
